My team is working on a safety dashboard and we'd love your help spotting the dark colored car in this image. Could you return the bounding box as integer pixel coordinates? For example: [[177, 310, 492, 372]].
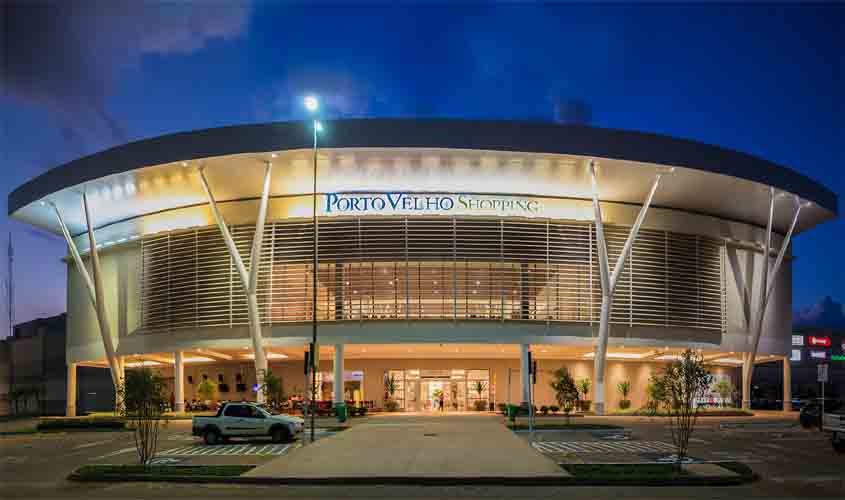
[[799, 399, 843, 428]]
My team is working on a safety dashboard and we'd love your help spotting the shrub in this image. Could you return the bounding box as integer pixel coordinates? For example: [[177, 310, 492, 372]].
[[259, 369, 285, 412], [550, 367, 580, 423], [549, 405, 560, 414], [540, 405, 549, 415], [645, 374, 667, 416], [116, 368, 167, 465], [384, 399, 400, 412], [37, 418, 125, 431], [473, 400, 487, 412], [656, 349, 712, 469], [712, 379, 733, 408]]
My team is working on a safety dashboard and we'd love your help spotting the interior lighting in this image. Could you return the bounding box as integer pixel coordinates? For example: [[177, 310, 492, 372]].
[[583, 352, 651, 360], [183, 356, 213, 363], [713, 358, 744, 364]]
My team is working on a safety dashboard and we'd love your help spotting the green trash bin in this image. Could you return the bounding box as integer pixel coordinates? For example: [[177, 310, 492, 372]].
[[334, 402, 348, 423], [506, 404, 518, 421]]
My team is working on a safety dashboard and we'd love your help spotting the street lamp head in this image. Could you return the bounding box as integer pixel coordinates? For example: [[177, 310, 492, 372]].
[[314, 120, 323, 132], [304, 95, 319, 112]]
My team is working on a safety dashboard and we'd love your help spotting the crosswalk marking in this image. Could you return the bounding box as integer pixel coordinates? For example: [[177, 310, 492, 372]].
[[532, 440, 676, 454], [159, 443, 292, 457]]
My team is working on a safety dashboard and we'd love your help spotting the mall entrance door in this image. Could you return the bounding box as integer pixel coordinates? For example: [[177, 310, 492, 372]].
[[389, 368, 490, 412]]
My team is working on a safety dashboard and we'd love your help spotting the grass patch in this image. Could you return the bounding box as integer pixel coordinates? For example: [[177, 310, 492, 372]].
[[0, 428, 38, 436], [37, 418, 127, 432], [608, 408, 753, 417], [561, 462, 756, 485], [507, 422, 623, 430], [564, 463, 685, 479], [70, 464, 254, 481]]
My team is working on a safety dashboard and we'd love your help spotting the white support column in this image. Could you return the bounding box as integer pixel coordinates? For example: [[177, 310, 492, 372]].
[[66, 362, 77, 417], [742, 352, 752, 410], [742, 193, 803, 409], [783, 356, 792, 412], [52, 200, 120, 388], [198, 162, 273, 403], [174, 351, 185, 413], [520, 344, 531, 405], [333, 344, 344, 403], [588, 160, 664, 415]]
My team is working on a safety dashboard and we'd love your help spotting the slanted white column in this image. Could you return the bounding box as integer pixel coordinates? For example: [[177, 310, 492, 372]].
[[66, 362, 77, 417], [174, 351, 185, 413], [742, 192, 804, 410], [783, 356, 792, 412], [589, 160, 664, 415], [51, 199, 120, 388], [198, 161, 273, 403], [520, 344, 531, 405], [333, 344, 344, 403]]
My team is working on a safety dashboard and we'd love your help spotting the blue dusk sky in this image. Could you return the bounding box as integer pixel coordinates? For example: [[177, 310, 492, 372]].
[[1, 1, 842, 334]]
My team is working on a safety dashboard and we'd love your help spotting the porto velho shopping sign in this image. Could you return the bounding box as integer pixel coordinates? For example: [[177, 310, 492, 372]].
[[324, 192, 543, 217]]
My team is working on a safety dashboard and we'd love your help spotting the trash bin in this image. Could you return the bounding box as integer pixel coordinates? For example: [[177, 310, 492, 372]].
[[506, 404, 519, 421], [334, 402, 348, 423]]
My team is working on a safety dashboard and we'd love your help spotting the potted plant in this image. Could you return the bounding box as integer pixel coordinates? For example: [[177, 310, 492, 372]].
[[384, 374, 399, 412], [617, 380, 632, 410], [196, 378, 216, 404], [550, 367, 579, 424], [712, 379, 733, 408], [471, 380, 487, 411], [577, 377, 592, 412]]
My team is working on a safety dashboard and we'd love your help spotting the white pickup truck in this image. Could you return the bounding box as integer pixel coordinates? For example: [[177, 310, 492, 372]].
[[192, 402, 304, 445], [822, 411, 845, 453]]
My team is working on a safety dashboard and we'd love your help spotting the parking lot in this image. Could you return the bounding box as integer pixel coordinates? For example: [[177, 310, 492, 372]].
[[1, 413, 843, 498]]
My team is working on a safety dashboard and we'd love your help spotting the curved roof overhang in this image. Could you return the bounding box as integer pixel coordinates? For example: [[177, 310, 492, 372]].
[[9, 119, 838, 239]]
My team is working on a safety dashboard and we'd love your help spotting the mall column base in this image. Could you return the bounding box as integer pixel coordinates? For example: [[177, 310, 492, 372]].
[[66, 362, 77, 417]]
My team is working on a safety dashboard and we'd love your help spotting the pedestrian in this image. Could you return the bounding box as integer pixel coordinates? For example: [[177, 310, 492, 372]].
[[439, 392, 445, 412]]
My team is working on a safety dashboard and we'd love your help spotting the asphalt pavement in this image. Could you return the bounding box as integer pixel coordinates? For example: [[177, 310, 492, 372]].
[[0, 413, 842, 499]]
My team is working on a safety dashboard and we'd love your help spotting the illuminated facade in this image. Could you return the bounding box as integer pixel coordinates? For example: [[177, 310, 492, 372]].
[[8, 120, 837, 415]]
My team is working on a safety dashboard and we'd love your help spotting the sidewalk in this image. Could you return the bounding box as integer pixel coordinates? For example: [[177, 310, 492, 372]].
[[246, 414, 567, 479]]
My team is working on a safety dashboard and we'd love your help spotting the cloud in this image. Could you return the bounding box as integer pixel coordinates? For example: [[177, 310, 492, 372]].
[[2, 0, 251, 151]]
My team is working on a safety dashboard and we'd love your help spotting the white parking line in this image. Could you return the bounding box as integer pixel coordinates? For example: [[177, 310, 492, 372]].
[[532, 440, 676, 454], [73, 439, 114, 450], [158, 443, 292, 457], [94, 446, 137, 459]]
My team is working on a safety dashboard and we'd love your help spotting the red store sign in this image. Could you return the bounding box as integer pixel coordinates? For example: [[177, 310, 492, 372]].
[[807, 336, 831, 347]]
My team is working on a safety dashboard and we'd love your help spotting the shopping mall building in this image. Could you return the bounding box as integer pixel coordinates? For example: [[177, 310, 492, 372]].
[[8, 119, 838, 416]]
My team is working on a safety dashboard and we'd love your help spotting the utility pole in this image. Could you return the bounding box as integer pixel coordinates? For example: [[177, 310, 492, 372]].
[[7, 233, 13, 338]]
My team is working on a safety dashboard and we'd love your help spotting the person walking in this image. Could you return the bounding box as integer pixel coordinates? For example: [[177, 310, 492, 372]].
[[439, 392, 445, 413]]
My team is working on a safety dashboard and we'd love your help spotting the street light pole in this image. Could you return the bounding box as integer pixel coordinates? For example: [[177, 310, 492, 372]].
[[305, 95, 321, 443]]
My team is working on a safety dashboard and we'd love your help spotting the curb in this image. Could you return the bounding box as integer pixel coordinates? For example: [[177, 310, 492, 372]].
[[68, 473, 755, 486]]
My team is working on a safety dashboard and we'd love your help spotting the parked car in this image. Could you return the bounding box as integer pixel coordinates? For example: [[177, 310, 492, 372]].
[[192, 402, 304, 445], [799, 399, 843, 429], [822, 410, 845, 453]]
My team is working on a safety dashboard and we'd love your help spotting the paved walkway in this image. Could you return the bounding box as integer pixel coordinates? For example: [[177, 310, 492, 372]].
[[246, 414, 567, 478]]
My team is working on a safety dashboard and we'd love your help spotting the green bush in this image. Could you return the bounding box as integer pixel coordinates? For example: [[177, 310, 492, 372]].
[[549, 405, 560, 414], [540, 405, 549, 415], [384, 399, 400, 412], [38, 418, 125, 431]]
